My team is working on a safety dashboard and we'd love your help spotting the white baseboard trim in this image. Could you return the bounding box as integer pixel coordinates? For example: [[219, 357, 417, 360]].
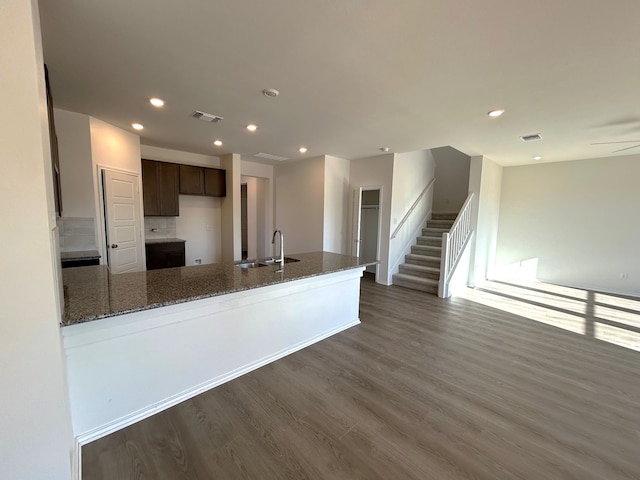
[[74, 318, 360, 447]]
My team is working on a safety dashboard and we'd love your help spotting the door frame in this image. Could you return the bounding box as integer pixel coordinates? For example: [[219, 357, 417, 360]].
[[95, 164, 146, 270], [352, 185, 383, 283]]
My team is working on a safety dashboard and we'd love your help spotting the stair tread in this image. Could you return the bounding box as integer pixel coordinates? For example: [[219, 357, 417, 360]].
[[413, 245, 442, 250], [406, 253, 441, 260], [400, 264, 440, 273], [393, 273, 439, 286]]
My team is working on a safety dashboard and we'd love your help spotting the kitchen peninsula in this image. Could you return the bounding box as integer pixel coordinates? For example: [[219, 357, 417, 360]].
[[62, 252, 374, 442]]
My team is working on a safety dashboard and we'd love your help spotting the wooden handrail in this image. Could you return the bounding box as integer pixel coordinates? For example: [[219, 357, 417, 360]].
[[390, 177, 436, 239]]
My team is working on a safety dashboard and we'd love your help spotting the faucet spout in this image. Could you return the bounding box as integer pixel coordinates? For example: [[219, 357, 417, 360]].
[[271, 230, 284, 268]]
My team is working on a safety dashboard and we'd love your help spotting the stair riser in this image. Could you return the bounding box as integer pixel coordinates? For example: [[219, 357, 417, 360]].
[[405, 256, 441, 268], [411, 245, 441, 255], [422, 229, 447, 238], [393, 277, 438, 294], [427, 220, 454, 229], [431, 213, 458, 221], [398, 266, 440, 280], [417, 237, 442, 247]]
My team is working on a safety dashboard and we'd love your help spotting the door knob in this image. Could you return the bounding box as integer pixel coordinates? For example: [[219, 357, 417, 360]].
[[110, 244, 118, 248]]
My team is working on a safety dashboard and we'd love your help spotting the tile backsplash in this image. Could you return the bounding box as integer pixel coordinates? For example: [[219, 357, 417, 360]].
[[144, 217, 177, 239], [58, 217, 96, 252]]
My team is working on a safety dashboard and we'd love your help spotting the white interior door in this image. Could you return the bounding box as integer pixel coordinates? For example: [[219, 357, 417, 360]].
[[102, 169, 143, 274]]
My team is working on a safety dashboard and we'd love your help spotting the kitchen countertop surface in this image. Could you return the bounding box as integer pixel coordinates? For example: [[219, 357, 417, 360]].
[[60, 250, 101, 261], [62, 252, 376, 326], [144, 237, 186, 244]]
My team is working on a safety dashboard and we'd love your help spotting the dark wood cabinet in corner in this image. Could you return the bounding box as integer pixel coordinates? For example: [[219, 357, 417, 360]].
[[179, 165, 204, 195], [142, 159, 179, 216], [180, 165, 226, 197], [45, 65, 63, 217], [204, 168, 226, 197]]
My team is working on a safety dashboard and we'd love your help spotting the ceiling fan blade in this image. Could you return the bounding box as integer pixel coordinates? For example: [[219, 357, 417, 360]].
[[591, 140, 640, 145], [612, 144, 640, 153]]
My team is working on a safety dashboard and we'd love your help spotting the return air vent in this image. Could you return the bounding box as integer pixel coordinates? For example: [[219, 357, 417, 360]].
[[254, 152, 289, 161], [520, 133, 542, 142], [191, 111, 224, 123]]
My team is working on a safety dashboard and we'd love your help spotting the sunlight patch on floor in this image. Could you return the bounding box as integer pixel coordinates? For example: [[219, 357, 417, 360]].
[[459, 285, 585, 335], [459, 278, 640, 353]]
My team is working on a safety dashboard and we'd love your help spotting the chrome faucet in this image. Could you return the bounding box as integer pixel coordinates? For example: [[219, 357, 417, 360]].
[[272, 230, 284, 268]]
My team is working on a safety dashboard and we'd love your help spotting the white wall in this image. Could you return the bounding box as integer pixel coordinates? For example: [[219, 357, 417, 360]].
[[54, 109, 94, 218], [141, 145, 220, 168], [0, 1, 74, 478], [141, 146, 224, 265], [388, 150, 436, 284], [323, 155, 351, 254], [350, 154, 394, 284], [176, 195, 222, 265], [275, 156, 325, 255], [88, 117, 142, 264], [220, 153, 242, 262], [468, 156, 503, 286], [495, 154, 640, 296], [432, 146, 471, 212]]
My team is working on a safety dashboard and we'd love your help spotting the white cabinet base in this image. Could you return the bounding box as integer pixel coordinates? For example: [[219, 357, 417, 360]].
[[63, 267, 364, 444]]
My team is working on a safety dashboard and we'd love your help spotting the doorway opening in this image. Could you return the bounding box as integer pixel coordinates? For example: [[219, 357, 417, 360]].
[[352, 186, 382, 282], [240, 176, 268, 260]]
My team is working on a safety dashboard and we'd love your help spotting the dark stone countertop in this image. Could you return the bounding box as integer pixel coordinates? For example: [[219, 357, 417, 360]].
[[144, 237, 186, 244], [60, 250, 101, 261], [62, 252, 375, 326]]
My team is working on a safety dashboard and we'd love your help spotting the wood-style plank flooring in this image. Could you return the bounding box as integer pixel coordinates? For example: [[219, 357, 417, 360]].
[[82, 276, 640, 479]]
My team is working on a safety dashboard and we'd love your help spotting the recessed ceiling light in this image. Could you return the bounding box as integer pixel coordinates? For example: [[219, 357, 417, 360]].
[[149, 97, 165, 107], [533, 155, 542, 161], [299, 147, 307, 153], [131, 123, 144, 130], [488, 109, 505, 118], [246, 124, 257, 132], [380, 147, 390, 152], [213, 140, 223, 146], [262, 88, 279, 97]]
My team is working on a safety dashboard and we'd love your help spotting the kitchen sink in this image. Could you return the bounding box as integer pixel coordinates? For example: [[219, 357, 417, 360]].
[[236, 261, 266, 269], [235, 257, 300, 269], [259, 257, 300, 266]]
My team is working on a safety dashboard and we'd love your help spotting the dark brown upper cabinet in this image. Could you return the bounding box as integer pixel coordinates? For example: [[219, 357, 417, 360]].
[[142, 160, 179, 216], [204, 168, 226, 197], [45, 65, 62, 217], [179, 165, 226, 197], [179, 165, 204, 195]]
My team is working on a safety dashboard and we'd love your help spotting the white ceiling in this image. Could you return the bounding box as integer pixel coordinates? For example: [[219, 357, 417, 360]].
[[39, 0, 640, 166]]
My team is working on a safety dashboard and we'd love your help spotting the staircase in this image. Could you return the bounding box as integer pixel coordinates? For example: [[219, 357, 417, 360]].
[[392, 212, 457, 294]]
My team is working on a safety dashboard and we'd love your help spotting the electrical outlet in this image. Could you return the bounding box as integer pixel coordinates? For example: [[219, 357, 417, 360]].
[[620, 273, 628, 280], [194, 258, 202, 265]]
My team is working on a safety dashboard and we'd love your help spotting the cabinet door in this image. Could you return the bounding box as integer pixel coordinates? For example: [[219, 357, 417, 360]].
[[141, 159, 160, 216], [179, 165, 204, 195], [145, 242, 185, 270], [159, 162, 179, 215], [204, 168, 226, 197]]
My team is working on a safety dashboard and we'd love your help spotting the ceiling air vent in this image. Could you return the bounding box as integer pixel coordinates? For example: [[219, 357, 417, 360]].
[[191, 111, 224, 123], [254, 152, 289, 161], [520, 133, 542, 142]]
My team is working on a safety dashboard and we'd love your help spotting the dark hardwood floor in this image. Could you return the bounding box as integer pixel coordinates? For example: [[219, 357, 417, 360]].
[[82, 276, 640, 479]]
